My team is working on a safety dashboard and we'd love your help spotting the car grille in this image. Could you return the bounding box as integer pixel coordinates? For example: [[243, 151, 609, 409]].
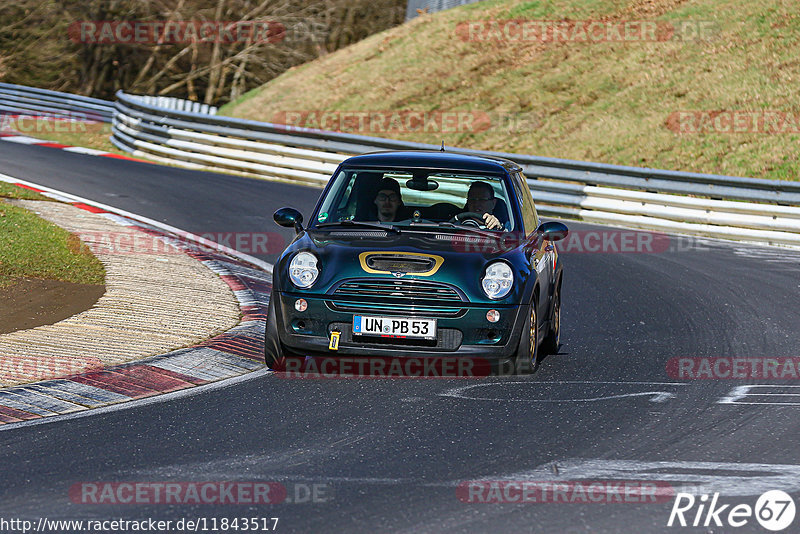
[[326, 301, 466, 318], [331, 279, 464, 302], [365, 254, 435, 273]]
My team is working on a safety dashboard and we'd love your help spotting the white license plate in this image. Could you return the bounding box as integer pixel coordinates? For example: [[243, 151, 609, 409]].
[[352, 315, 437, 340]]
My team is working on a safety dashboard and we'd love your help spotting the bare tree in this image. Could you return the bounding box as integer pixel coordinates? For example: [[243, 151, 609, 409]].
[[0, 0, 406, 104]]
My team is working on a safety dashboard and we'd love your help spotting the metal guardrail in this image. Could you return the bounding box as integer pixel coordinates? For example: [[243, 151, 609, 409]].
[[0, 82, 115, 122], [125, 94, 218, 115], [1, 84, 797, 247], [111, 93, 343, 184], [110, 90, 800, 246], [406, 0, 487, 20]]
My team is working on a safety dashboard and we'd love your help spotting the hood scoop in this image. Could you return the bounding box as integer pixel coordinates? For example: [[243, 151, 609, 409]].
[[367, 254, 434, 273], [359, 252, 444, 276]]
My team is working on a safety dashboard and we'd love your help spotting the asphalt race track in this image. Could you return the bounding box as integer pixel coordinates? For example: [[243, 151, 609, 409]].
[[2, 141, 800, 533]]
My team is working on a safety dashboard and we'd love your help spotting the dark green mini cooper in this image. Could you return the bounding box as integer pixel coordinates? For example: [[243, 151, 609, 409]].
[[265, 151, 568, 374]]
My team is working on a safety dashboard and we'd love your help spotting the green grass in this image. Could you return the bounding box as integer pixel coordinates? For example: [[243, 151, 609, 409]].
[[0, 182, 50, 201], [0, 193, 105, 289], [219, 0, 800, 181], [16, 121, 127, 157], [4, 120, 170, 166]]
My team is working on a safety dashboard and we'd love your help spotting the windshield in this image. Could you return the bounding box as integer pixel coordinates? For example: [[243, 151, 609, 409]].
[[312, 168, 517, 231]]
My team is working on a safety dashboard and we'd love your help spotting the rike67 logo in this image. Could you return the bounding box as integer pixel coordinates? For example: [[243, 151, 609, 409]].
[[668, 490, 796, 531]]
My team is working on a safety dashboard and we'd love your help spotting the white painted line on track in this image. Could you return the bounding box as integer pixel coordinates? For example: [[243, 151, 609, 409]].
[[0, 135, 43, 144], [0, 172, 274, 274], [0, 368, 273, 432], [61, 146, 108, 156], [439, 381, 689, 403], [718, 385, 800, 406], [497, 459, 800, 497]]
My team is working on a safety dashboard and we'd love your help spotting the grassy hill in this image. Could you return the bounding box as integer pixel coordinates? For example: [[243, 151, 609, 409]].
[[220, 0, 800, 181]]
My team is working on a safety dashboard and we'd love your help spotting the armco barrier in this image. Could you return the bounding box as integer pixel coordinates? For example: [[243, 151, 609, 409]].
[[125, 94, 218, 115], [0, 83, 116, 122], [406, 0, 487, 21], [1, 84, 798, 246], [110, 91, 800, 246]]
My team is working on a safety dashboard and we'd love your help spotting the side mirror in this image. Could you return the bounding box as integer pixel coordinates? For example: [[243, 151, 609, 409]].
[[537, 221, 569, 242], [274, 207, 304, 233]]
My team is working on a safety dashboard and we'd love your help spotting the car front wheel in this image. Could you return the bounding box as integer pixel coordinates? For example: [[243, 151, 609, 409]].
[[541, 283, 561, 355], [264, 291, 285, 370], [513, 300, 539, 374]]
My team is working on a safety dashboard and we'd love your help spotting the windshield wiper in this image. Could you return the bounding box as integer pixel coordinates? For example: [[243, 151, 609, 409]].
[[401, 221, 499, 239], [315, 220, 401, 233], [432, 221, 499, 239]]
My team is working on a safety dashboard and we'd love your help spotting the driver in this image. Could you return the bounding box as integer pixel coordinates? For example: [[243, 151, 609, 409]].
[[463, 181, 504, 230], [374, 177, 407, 223]]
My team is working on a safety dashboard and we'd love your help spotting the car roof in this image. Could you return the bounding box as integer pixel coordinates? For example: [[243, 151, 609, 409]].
[[340, 150, 523, 174]]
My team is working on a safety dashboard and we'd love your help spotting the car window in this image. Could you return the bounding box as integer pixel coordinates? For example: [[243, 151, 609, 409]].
[[314, 168, 517, 231], [515, 172, 539, 234]]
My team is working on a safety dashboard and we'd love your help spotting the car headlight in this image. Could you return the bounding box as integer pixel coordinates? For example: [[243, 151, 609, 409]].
[[482, 261, 513, 299], [289, 252, 319, 289]]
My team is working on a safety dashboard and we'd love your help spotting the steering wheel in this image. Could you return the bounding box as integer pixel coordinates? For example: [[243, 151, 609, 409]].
[[449, 211, 486, 228]]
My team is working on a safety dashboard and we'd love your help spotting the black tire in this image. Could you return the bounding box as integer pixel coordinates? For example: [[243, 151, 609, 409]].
[[264, 291, 284, 369], [541, 283, 561, 356], [513, 300, 539, 374]]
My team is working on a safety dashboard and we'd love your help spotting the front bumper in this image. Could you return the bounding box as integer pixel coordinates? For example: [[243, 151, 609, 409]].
[[274, 291, 529, 361]]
